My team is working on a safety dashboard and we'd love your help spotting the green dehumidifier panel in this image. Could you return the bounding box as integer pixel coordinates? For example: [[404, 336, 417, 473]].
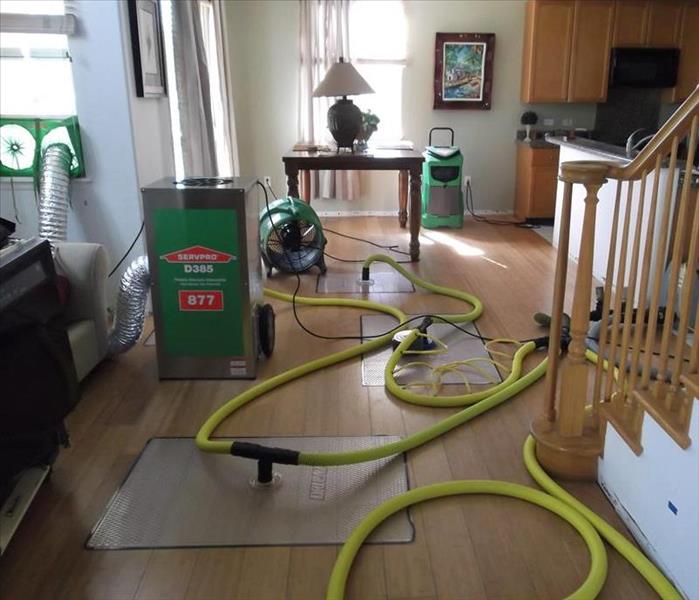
[[421, 127, 464, 229]]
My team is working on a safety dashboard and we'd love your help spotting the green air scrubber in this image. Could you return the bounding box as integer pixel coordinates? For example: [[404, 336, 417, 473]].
[[259, 196, 327, 275], [421, 127, 464, 229]]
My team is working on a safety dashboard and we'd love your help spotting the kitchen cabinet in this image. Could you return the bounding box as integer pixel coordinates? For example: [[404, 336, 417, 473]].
[[671, 3, 699, 101], [568, 0, 615, 102], [646, 1, 683, 46], [521, 0, 613, 103], [612, 0, 683, 47], [515, 144, 560, 221], [521, 0, 575, 102], [612, 1, 649, 46]]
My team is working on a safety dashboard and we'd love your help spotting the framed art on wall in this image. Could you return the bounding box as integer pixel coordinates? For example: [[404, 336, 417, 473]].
[[127, 0, 167, 97], [433, 33, 495, 110]]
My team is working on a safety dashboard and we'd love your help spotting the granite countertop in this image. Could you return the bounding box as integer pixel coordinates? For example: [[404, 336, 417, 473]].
[[545, 136, 632, 162], [515, 138, 558, 150]]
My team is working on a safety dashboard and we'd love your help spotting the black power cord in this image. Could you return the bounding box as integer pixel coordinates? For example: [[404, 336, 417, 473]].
[[264, 180, 411, 260], [464, 180, 538, 229], [257, 180, 494, 344], [108, 220, 145, 278]]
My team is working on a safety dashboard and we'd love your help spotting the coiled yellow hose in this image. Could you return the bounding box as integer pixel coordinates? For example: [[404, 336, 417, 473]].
[[195, 253, 680, 600]]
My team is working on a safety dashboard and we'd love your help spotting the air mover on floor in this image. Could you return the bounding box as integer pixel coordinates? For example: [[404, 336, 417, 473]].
[[87, 436, 412, 549], [421, 127, 464, 229]]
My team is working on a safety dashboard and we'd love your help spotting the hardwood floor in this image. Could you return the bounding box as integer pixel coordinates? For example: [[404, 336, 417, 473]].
[[0, 217, 658, 600]]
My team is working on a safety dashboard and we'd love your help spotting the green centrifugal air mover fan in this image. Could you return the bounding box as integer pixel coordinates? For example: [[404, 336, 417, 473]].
[[259, 196, 327, 276]]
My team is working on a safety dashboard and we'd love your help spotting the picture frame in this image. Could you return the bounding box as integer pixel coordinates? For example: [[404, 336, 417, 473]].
[[127, 0, 167, 98], [433, 32, 495, 110]]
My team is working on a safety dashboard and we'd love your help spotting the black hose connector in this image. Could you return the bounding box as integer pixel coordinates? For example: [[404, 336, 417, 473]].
[[361, 266, 370, 281], [417, 317, 433, 335], [231, 441, 300, 465]]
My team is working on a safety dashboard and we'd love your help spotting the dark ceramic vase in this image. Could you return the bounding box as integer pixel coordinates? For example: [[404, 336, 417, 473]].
[[327, 97, 362, 151]]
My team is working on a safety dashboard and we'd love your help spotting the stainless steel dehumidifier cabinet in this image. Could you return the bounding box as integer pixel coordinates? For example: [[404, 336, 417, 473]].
[[142, 177, 268, 379]]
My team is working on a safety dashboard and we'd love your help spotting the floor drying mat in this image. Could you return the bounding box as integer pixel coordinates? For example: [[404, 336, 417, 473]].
[[87, 436, 413, 549], [361, 314, 503, 387], [316, 265, 415, 294]]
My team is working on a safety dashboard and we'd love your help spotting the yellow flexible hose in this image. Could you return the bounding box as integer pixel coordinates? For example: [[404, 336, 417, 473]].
[[326, 480, 608, 600], [195, 252, 680, 599]]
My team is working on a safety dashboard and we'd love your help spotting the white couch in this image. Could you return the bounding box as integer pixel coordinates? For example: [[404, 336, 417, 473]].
[[53, 242, 109, 381]]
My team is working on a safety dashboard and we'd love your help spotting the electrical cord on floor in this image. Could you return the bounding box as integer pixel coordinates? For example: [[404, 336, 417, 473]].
[[258, 180, 495, 344], [108, 221, 145, 278], [264, 180, 412, 259], [464, 181, 538, 229], [322, 227, 412, 257]]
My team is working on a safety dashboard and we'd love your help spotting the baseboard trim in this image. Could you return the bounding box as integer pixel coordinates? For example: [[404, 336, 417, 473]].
[[316, 210, 514, 218]]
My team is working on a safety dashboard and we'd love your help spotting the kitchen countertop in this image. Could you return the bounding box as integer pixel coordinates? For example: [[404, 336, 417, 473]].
[[515, 138, 558, 150], [547, 135, 699, 175], [545, 136, 631, 162]]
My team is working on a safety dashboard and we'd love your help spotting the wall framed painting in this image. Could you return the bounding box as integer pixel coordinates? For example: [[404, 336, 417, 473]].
[[433, 33, 495, 110], [127, 0, 167, 97]]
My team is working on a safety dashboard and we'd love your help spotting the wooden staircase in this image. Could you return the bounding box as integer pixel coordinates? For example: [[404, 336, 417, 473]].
[[531, 86, 699, 479]]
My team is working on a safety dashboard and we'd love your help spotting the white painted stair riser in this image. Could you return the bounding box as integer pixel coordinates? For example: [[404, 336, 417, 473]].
[[598, 398, 699, 600]]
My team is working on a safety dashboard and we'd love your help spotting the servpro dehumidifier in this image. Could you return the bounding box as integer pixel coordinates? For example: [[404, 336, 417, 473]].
[[421, 127, 464, 229], [142, 177, 274, 380]]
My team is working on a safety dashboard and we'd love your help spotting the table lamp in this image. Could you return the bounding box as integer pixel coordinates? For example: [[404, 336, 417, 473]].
[[313, 57, 374, 152]]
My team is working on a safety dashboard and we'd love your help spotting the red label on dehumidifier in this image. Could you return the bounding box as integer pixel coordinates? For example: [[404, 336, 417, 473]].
[[178, 290, 224, 311], [161, 245, 236, 263]]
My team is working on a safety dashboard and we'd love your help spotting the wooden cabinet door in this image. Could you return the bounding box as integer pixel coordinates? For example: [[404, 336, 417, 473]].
[[530, 165, 559, 218], [646, 0, 683, 45], [521, 0, 575, 102], [674, 3, 699, 100], [568, 0, 615, 101], [612, 0, 649, 46]]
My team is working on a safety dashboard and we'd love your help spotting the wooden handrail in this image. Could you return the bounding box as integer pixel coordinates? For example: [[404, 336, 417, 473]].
[[610, 85, 699, 181]]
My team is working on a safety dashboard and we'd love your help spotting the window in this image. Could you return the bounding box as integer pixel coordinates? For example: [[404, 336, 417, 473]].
[[349, 0, 407, 143], [0, 0, 82, 177], [0, 0, 76, 117]]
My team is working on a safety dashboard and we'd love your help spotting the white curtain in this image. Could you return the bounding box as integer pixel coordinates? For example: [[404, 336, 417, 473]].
[[170, 0, 237, 177], [298, 0, 360, 201]]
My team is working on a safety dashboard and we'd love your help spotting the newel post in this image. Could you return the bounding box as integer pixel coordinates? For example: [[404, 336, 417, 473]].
[[531, 161, 609, 480], [558, 165, 607, 437]]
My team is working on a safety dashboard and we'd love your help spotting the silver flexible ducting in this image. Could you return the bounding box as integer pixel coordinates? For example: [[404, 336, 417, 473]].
[[107, 255, 151, 356], [36, 144, 151, 357], [39, 143, 73, 244]]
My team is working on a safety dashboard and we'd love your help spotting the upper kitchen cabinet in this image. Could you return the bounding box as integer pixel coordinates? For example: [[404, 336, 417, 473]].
[[568, 1, 615, 102], [646, 1, 683, 46], [521, 0, 613, 103], [521, 0, 575, 102], [612, 1, 649, 45], [612, 0, 683, 47], [672, 2, 699, 101]]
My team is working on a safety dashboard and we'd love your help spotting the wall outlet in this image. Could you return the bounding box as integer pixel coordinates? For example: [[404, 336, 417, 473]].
[[562, 117, 573, 127], [463, 175, 471, 187], [263, 175, 272, 188], [543, 118, 555, 127]]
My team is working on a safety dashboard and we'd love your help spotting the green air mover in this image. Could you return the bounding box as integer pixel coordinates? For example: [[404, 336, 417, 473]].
[[260, 196, 327, 276], [421, 127, 464, 229]]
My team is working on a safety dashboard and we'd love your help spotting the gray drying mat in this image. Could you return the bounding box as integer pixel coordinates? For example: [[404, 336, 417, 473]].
[[87, 436, 412, 549], [316, 265, 415, 294], [361, 314, 503, 387]]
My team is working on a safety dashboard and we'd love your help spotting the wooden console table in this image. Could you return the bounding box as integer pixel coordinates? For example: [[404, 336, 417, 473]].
[[282, 149, 424, 260]]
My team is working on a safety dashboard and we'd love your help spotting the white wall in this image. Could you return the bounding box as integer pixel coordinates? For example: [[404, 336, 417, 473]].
[[0, 0, 174, 305], [225, 0, 597, 214], [599, 402, 699, 599]]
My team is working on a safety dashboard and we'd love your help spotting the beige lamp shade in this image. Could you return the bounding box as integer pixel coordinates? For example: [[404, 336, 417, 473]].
[[313, 57, 374, 98]]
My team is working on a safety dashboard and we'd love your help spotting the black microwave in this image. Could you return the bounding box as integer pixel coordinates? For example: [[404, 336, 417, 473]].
[[609, 48, 680, 88]]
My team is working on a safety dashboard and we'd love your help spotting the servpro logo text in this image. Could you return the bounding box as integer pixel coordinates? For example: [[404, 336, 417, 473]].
[[160, 245, 237, 264]]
